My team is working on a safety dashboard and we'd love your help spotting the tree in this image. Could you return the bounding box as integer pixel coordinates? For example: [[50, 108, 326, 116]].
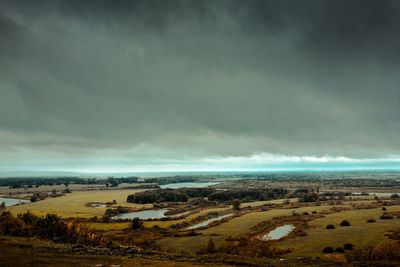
[[232, 199, 241, 210], [206, 239, 216, 253], [0, 202, 5, 210], [63, 188, 71, 193], [131, 217, 143, 230]]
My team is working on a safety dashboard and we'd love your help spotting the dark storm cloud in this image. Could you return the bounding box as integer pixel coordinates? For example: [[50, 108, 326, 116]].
[[0, 0, 399, 168]]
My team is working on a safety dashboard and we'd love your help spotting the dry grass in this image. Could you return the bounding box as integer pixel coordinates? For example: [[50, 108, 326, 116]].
[[8, 189, 152, 218]]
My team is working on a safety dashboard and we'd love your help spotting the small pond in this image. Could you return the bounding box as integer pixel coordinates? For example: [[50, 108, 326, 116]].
[[186, 213, 233, 230], [112, 208, 169, 220], [259, 224, 295, 241], [160, 182, 221, 189], [92, 204, 107, 208], [0, 196, 30, 207]]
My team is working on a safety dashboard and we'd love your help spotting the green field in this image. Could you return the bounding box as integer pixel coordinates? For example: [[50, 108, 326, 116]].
[[278, 205, 400, 258]]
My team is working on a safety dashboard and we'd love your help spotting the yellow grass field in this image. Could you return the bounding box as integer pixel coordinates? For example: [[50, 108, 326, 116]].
[[7, 189, 152, 218]]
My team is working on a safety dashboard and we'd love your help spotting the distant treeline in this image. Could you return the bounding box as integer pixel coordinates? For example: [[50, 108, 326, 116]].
[[208, 188, 288, 202], [0, 177, 86, 188], [0, 176, 140, 188], [0, 176, 208, 189], [127, 188, 288, 204], [142, 176, 210, 185]]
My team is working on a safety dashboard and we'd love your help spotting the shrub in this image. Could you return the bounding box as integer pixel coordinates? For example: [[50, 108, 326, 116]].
[[326, 224, 335, 229], [323, 247, 334, 253], [382, 207, 387, 211], [340, 220, 350, 226], [344, 243, 354, 250], [335, 247, 345, 253], [312, 211, 317, 214], [391, 194, 399, 199], [380, 214, 394, 220], [366, 219, 376, 223], [303, 212, 309, 215]]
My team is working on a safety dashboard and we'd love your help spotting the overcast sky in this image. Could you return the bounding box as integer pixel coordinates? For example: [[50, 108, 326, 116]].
[[0, 0, 399, 174]]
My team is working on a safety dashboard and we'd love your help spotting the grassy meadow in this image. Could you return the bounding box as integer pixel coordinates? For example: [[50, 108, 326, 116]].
[[8, 189, 152, 218], [278, 205, 400, 257], [157, 204, 343, 253]]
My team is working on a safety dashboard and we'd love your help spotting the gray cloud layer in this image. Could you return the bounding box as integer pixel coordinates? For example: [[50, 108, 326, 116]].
[[0, 0, 399, 170]]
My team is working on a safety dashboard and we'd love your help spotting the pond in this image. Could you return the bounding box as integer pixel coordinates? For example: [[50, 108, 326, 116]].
[[259, 224, 295, 241], [186, 213, 233, 230], [0, 196, 30, 207], [160, 182, 221, 189], [112, 208, 169, 220]]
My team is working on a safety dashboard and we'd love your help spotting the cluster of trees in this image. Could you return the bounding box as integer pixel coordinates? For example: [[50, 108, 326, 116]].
[[30, 192, 49, 202], [294, 190, 353, 203], [208, 188, 287, 202], [127, 189, 190, 203], [127, 188, 288, 204], [127, 188, 215, 204], [297, 192, 319, 202], [0, 211, 106, 246]]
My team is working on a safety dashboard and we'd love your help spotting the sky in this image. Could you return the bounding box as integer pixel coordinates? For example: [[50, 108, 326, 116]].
[[0, 0, 399, 175]]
